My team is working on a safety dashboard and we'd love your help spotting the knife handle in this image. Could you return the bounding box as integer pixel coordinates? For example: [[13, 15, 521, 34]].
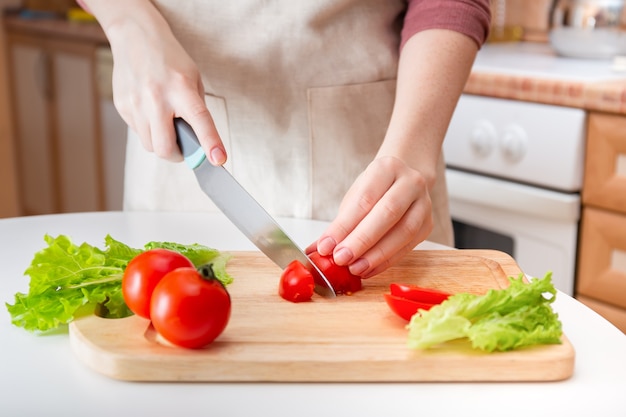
[[174, 118, 206, 169]]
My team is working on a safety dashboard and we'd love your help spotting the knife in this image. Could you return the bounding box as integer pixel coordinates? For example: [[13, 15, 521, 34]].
[[174, 118, 336, 298]]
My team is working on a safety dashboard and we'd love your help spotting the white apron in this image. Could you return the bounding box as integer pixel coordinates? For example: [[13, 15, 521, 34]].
[[123, 0, 454, 246]]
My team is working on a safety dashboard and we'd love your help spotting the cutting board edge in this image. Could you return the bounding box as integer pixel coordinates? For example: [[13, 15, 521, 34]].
[[69, 316, 575, 383]]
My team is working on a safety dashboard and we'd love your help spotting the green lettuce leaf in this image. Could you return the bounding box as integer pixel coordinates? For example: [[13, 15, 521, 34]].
[[6, 234, 233, 333], [407, 273, 563, 352]]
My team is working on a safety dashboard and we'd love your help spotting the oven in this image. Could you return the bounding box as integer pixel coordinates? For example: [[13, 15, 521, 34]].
[[443, 94, 586, 296]]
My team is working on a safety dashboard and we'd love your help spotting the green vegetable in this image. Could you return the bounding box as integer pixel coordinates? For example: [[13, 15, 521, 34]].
[[407, 272, 563, 352], [6, 234, 233, 333]]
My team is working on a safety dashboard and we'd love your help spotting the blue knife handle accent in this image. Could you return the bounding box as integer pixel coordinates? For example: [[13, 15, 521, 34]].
[[174, 118, 206, 169]]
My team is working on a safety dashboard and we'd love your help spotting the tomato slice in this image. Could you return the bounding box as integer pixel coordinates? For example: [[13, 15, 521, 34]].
[[279, 260, 315, 303], [308, 251, 362, 295], [384, 293, 435, 321], [389, 282, 450, 305]]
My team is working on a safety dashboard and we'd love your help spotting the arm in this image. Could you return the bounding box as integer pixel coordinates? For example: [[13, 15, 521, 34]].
[[78, 0, 226, 164], [315, 1, 490, 278]]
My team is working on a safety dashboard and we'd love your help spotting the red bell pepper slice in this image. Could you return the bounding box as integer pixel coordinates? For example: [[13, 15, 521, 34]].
[[384, 293, 435, 321], [389, 283, 451, 304], [385, 283, 452, 321]]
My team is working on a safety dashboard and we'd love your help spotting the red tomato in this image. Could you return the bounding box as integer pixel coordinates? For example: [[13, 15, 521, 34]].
[[122, 248, 194, 319], [279, 260, 315, 303], [150, 265, 231, 349], [389, 283, 450, 305], [308, 251, 362, 295], [384, 293, 435, 321]]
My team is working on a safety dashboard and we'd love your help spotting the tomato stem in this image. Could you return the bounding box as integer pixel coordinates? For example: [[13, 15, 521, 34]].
[[198, 263, 217, 280]]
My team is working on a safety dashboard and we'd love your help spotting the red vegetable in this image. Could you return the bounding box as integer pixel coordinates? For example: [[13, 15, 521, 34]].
[[385, 283, 451, 321], [384, 294, 435, 321], [150, 265, 231, 349], [308, 250, 362, 295], [389, 283, 450, 305], [122, 248, 194, 319], [279, 260, 315, 303]]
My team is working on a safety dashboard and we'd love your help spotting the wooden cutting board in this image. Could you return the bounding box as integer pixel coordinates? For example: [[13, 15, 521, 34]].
[[69, 249, 575, 382]]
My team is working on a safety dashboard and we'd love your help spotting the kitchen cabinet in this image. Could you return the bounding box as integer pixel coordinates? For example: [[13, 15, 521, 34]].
[[0, 10, 20, 218], [4, 16, 126, 215], [577, 112, 626, 332]]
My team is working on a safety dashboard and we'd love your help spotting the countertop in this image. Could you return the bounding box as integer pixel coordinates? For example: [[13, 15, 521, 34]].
[[1, 211, 625, 417], [466, 42, 626, 114]]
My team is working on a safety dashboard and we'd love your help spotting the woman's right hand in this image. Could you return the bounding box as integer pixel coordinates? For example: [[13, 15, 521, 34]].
[[80, 0, 226, 165]]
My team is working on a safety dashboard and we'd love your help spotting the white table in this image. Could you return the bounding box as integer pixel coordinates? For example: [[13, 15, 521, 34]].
[[1, 212, 624, 417]]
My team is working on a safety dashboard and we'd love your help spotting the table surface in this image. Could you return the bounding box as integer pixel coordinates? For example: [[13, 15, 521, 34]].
[[1, 211, 624, 417]]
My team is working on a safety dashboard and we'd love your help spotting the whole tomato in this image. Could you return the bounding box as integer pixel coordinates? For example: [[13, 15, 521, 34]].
[[279, 260, 315, 303], [308, 250, 362, 295], [150, 265, 231, 349], [122, 248, 194, 319]]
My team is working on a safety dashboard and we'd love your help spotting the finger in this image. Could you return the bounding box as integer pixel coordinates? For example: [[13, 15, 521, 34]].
[[317, 164, 396, 256], [149, 114, 182, 162], [333, 172, 422, 266], [351, 200, 433, 278], [177, 92, 226, 166], [130, 112, 154, 154]]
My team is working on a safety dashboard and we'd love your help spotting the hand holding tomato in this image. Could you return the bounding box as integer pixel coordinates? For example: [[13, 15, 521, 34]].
[[312, 156, 434, 279], [308, 251, 361, 295]]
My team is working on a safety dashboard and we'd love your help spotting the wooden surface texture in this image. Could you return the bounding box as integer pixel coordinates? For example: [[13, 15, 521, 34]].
[[69, 250, 575, 382]]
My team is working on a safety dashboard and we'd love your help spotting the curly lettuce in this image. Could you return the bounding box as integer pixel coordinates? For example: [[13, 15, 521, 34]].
[[407, 273, 563, 352]]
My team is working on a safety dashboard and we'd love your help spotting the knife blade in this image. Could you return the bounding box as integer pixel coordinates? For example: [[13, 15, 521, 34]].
[[174, 118, 336, 298]]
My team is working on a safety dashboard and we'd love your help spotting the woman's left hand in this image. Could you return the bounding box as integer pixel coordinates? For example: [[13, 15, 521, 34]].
[[309, 156, 433, 278]]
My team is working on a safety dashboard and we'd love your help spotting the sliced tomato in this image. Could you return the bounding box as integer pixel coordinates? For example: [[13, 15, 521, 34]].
[[384, 293, 436, 321], [279, 260, 315, 303], [389, 282, 451, 305], [308, 250, 362, 295]]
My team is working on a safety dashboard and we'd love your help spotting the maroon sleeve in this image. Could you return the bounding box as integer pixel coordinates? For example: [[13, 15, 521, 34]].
[[401, 0, 491, 50]]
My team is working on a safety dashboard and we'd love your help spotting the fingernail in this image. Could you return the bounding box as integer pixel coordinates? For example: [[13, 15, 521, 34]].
[[209, 147, 226, 165], [349, 258, 370, 277], [333, 247, 353, 266], [317, 237, 336, 255]]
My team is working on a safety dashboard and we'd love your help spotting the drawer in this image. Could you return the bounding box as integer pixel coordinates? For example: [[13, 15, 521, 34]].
[[576, 295, 626, 334], [577, 207, 626, 309], [582, 112, 626, 214]]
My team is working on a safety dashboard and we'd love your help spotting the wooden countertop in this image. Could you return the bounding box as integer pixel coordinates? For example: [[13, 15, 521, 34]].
[[3, 13, 107, 44], [465, 43, 626, 115], [465, 71, 626, 115]]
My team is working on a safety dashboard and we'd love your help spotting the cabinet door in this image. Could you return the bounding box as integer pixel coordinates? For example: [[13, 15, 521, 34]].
[[577, 207, 626, 310], [583, 113, 626, 213], [10, 43, 58, 215], [53, 49, 102, 212]]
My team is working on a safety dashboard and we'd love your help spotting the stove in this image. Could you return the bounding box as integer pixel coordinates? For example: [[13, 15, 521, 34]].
[[442, 43, 601, 296]]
